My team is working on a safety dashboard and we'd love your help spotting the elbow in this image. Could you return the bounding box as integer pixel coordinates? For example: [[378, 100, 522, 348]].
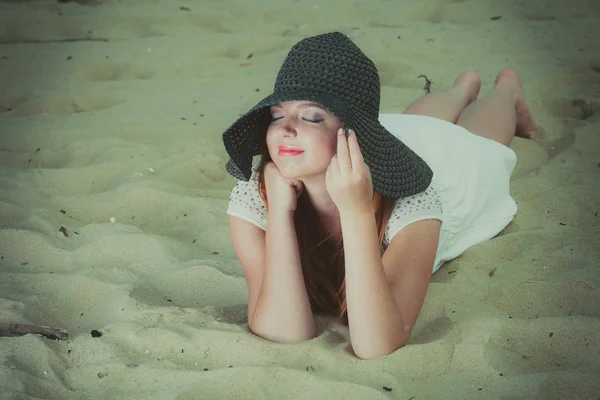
[[248, 320, 316, 344], [353, 338, 408, 360]]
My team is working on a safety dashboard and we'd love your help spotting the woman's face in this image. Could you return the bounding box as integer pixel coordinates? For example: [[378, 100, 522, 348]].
[[265, 101, 343, 180]]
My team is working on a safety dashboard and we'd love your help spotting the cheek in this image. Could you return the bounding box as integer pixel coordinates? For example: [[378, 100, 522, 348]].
[[308, 135, 337, 163], [324, 134, 338, 156], [265, 130, 277, 153]]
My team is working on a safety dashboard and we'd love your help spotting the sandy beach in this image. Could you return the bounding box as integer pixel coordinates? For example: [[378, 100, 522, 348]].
[[0, 0, 599, 398]]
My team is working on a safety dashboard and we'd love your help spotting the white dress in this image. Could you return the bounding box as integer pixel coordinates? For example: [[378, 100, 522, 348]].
[[227, 114, 517, 273]]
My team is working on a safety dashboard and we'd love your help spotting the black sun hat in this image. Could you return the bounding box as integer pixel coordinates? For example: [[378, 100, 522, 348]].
[[222, 31, 432, 198]]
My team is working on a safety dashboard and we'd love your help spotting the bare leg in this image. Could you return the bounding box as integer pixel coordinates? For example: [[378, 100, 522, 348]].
[[456, 68, 539, 146], [403, 70, 482, 123]]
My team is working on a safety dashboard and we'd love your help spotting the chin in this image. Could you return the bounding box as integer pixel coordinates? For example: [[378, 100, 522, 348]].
[[277, 167, 303, 179], [284, 169, 325, 181], [275, 164, 301, 177], [273, 158, 327, 180]]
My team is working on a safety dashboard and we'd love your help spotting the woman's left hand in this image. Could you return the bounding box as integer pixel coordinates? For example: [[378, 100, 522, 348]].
[[326, 128, 374, 215]]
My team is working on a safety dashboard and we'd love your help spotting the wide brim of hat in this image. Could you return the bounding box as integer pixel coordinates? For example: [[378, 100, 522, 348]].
[[222, 89, 432, 198], [348, 107, 433, 198]]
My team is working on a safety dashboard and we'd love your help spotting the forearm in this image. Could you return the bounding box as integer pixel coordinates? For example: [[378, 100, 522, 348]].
[[340, 210, 406, 359], [251, 210, 316, 342]]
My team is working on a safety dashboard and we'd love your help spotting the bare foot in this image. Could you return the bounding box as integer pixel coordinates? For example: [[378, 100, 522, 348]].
[[453, 70, 482, 105], [495, 68, 539, 139]]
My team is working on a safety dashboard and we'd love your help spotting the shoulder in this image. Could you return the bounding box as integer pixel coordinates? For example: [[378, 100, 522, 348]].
[[226, 166, 267, 230], [389, 184, 443, 218], [383, 182, 443, 247]]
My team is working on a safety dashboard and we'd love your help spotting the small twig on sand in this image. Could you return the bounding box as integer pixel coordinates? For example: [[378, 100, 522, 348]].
[[0, 38, 109, 46], [417, 74, 432, 94], [0, 324, 68, 341]]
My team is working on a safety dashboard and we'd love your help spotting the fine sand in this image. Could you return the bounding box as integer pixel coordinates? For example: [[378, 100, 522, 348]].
[[1, 0, 599, 399]]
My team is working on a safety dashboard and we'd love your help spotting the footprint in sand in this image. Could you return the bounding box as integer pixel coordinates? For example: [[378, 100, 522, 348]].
[[544, 97, 598, 122], [0, 94, 123, 116], [522, 64, 600, 161], [533, 97, 598, 160]]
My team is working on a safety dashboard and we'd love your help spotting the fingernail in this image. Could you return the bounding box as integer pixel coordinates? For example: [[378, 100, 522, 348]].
[[338, 128, 344, 136]]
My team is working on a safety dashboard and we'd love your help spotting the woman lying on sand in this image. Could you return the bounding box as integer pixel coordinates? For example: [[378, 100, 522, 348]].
[[222, 32, 538, 359]]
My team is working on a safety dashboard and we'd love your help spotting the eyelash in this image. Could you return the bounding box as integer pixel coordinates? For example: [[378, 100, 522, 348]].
[[271, 116, 323, 123]]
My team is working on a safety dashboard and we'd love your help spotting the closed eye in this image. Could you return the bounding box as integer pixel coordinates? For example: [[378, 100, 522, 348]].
[[270, 117, 323, 123], [303, 117, 323, 123]]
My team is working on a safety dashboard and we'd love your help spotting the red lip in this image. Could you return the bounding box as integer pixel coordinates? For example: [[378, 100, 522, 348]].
[[278, 145, 304, 155], [279, 150, 304, 156]]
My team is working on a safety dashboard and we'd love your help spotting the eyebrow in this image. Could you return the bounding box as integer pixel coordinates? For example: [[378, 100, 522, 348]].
[[271, 102, 327, 111]]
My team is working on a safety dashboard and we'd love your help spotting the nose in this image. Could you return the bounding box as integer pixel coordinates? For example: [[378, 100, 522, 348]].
[[278, 117, 298, 137]]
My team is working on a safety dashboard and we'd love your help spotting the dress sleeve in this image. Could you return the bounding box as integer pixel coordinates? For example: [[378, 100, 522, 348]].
[[226, 173, 268, 231], [383, 184, 444, 247]]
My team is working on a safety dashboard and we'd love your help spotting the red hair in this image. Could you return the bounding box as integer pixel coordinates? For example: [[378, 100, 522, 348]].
[[255, 135, 395, 325]]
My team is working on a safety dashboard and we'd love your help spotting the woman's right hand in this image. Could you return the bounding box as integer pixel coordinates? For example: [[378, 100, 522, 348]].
[[264, 162, 304, 214]]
